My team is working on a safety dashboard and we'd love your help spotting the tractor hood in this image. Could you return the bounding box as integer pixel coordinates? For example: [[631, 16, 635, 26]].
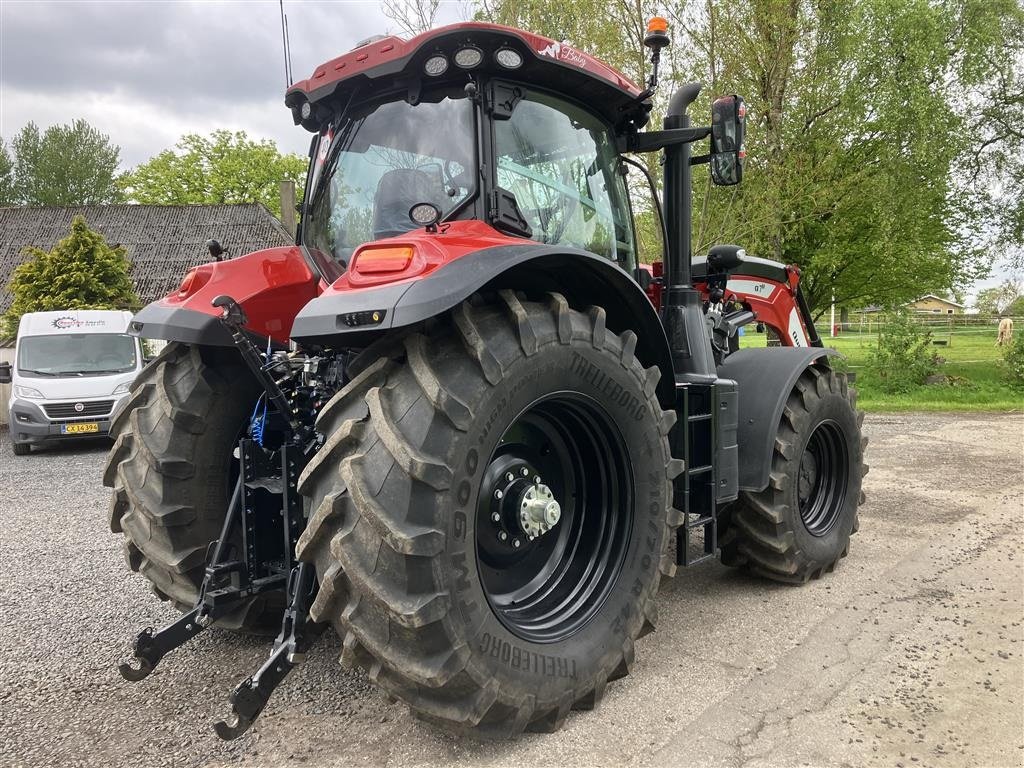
[[286, 22, 650, 133]]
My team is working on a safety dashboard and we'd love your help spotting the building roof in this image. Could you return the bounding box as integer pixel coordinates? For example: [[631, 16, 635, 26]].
[[0, 204, 293, 315], [908, 294, 964, 308]]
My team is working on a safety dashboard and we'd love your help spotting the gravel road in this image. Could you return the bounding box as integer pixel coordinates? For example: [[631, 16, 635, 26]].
[[2, 412, 1021, 768]]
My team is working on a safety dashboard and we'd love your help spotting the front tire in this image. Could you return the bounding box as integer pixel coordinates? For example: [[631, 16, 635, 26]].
[[11, 441, 30, 456], [720, 365, 866, 582], [297, 292, 682, 736]]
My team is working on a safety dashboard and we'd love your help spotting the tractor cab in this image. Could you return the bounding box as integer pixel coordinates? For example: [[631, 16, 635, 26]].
[[290, 23, 648, 277]]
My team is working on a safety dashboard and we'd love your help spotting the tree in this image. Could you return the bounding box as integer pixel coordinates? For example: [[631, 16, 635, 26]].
[[120, 130, 307, 217], [1, 216, 139, 338], [382, 0, 441, 35], [975, 279, 1022, 315], [0, 138, 13, 206], [4, 119, 121, 205], [1005, 294, 1024, 318], [477, 0, 1024, 317]]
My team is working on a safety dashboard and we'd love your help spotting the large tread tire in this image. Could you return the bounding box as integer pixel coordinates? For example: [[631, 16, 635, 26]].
[[11, 441, 30, 456], [297, 292, 682, 736], [102, 342, 284, 632], [720, 365, 867, 583]]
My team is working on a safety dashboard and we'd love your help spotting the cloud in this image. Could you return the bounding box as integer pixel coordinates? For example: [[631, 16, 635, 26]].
[[0, 0, 466, 167]]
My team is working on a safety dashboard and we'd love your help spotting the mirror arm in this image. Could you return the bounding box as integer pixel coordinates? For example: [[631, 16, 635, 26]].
[[618, 126, 712, 154], [690, 154, 711, 166]]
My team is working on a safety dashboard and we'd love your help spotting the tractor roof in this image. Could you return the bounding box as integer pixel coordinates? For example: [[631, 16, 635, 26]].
[[286, 22, 649, 132]]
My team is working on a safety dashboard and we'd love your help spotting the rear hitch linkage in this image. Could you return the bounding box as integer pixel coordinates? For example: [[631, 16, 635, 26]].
[[117, 295, 326, 740]]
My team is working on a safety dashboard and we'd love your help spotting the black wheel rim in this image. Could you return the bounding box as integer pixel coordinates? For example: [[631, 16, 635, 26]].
[[797, 420, 849, 537], [476, 393, 633, 644]]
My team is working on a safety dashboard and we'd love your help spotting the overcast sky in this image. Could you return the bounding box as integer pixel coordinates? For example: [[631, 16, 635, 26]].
[[0, 0, 466, 168], [0, 0, 1014, 300]]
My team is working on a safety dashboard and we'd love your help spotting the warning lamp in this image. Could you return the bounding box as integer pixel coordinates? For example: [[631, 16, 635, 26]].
[[642, 17, 671, 95], [644, 17, 670, 50]]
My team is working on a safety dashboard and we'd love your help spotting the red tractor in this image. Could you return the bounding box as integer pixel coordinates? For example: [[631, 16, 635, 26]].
[[105, 19, 865, 739]]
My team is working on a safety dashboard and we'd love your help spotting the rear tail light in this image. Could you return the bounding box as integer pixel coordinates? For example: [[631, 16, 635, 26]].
[[351, 246, 414, 274]]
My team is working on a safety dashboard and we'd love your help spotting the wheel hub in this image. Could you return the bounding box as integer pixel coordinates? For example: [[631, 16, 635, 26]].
[[797, 420, 850, 537], [474, 393, 634, 644], [482, 457, 564, 551], [518, 483, 561, 538]]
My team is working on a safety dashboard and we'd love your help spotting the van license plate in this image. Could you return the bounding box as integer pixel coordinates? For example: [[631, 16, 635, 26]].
[[62, 422, 99, 435]]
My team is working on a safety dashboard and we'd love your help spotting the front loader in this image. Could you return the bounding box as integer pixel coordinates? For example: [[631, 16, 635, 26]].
[[104, 18, 866, 738]]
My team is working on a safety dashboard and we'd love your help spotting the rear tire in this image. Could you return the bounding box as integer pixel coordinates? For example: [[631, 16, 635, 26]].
[[11, 441, 30, 456], [720, 365, 866, 582], [102, 342, 285, 632], [297, 293, 682, 736]]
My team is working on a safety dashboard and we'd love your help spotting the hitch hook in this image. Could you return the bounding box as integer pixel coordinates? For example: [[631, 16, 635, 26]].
[[118, 627, 157, 681]]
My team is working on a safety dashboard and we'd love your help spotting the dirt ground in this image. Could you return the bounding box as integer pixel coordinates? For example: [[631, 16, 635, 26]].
[[1, 411, 1022, 768]]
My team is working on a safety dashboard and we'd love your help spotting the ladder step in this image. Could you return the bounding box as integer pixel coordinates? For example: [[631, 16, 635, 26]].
[[687, 413, 713, 422], [685, 515, 714, 529], [687, 465, 713, 475]]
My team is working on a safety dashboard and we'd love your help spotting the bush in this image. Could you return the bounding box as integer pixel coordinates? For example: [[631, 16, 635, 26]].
[[1002, 333, 1024, 390], [1, 215, 139, 338], [866, 311, 940, 393], [826, 348, 851, 373]]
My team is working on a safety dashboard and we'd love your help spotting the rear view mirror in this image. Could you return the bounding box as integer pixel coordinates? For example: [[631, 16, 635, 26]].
[[0, 361, 11, 384], [710, 95, 746, 186]]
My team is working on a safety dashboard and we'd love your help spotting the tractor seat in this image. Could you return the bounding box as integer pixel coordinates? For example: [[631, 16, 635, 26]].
[[372, 168, 446, 239]]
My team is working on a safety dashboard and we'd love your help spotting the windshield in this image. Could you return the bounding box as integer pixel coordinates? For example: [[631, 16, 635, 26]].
[[18, 333, 137, 377], [303, 92, 476, 265], [494, 88, 636, 266]]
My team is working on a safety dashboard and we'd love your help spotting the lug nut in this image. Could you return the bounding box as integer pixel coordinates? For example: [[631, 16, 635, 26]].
[[521, 467, 529, 476], [506, 472, 515, 482], [492, 512, 501, 523], [513, 539, 521, 548], [499, 531, 508, 541], [494, 489, 503, 500], [534, 475, 541, 484]]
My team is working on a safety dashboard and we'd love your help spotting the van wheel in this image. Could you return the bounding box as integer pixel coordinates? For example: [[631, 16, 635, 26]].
[[11, 441, 30, 456]]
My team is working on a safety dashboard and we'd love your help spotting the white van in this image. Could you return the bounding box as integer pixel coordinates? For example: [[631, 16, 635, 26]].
[[0, 310, 145, 455]]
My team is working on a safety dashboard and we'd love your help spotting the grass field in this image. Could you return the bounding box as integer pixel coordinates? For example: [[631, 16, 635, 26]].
[[741, 326, 1023, 412]]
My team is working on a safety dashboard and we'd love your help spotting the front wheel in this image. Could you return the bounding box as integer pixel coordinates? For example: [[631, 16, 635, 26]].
[[297, 292, 682, 736], [720, 365, 866, 582], [11, 441, 30, 456]]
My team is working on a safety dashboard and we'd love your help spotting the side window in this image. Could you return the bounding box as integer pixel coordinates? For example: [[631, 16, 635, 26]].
[[493, 89, 636, 268]]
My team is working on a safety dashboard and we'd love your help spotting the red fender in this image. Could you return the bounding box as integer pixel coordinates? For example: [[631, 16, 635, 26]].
[[157, 246, 320, 345]]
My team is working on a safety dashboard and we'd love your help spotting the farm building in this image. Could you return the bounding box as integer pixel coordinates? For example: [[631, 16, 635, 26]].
[[0, 204, 293, 319], [906, 294, 964, 315]]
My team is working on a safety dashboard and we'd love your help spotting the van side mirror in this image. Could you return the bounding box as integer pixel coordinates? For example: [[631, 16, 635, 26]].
[[710, 95, 746, 186], [0, 361, 11, 384]]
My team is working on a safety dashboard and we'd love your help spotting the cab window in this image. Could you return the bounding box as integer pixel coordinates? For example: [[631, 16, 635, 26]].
[[493, 88, 636, 268]]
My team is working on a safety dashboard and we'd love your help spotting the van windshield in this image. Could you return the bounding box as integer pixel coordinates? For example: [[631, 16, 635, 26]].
[[18, 334, 137, 377]]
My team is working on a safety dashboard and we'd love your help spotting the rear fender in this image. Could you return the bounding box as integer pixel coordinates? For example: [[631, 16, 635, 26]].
[[292, 243, 676, 406], [717, 346, 837, 491], [127, 246, 320, 346]]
